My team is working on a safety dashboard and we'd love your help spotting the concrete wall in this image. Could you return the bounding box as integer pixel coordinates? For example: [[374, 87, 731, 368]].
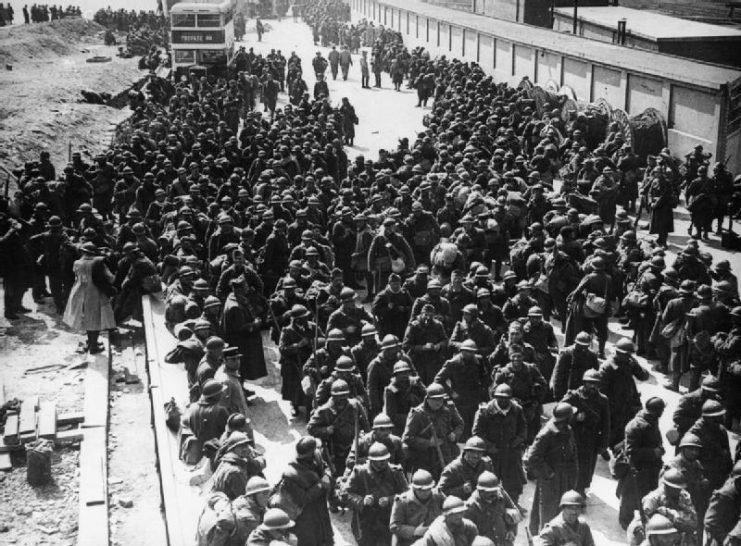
[[351, 0, 738, 172]]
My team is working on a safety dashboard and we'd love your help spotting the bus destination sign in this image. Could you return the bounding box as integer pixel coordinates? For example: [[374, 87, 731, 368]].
[[171, 30, 225, 44]]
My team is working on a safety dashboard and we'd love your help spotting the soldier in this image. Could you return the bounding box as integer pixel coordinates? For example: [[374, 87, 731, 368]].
[[492, 345, 548, 444], [307, 379, 369, 479], [599, 338, 650, 449], [351, 323, 379, 383], [639, 514, 682, 546], [183, 379, 230, 463], [347, 413, 405, 472], [561, 369, 610, 495], [367, 336, 408, 418], [327, 287, 374, 347], [435, 339, 489, 436], [439, 436, 494, 500], [402, 303, 449, 385], [565, 256, 613, 358], [619, 397, 666, 529], [465, 471, 520, 546], [410, 279, 451, 323], [526, 402, 579, 534], [489, 321, 537, 370], [523, 305, 559, 385], [404, 265, 430, 300], [390, 470, 445, 546], [221, 275, 266, 384], [535, 491, 594, 546], [278, 304, 317, 416], [550, 332, 598, 400], [214, 347, 250, 419], [402, 383, 464, 479], [642, 469, 698, 545], [410, 496, 478, 546], [661, 433, 709, 535], [704, 461, 741, 546], [503, 280, 538, 323], [472, 384, 527, 505], [314, 355, 369, 409], [343, 442, 409, 546], [384, 360, 427, 436], [246, 508, 296, 546], [303, 329, 348, 400], [405, 200, 439, 266], [372, 273, 414, 339], [328, 45, 339, 79], [449, 304, 497, 359], [716, 306, 741, 431], [660, 279, 697, 391], [670, 374, 721, 444], [686, 400, 733, 493]]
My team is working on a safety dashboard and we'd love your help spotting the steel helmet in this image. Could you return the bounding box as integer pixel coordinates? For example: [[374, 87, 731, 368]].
[[462, 304, 478, 316], [559, 490, 585, 508], [662, 468, 688, 489], [583, 369, 601, 383], [615, 338, 635, 354], [381, 334, 401, 350], [645, 514, 678, 536], [244, 476, 271, 496], [426, 383, 447, 399], [330, 379, 351, 397], [527, 306, 543, 317], [678, 433, 702, 450], [411, 469, 435, 489], [367, 442, 391, 461], [702, 399, 726, 417], [260, 508, 295, 531], [552, 402, 574, 422], [361, 323, 377, 337], [477, 471, 501, 491], [372, 414, 394, 430], [463, 436, 486, 452], [335, 356, 355, 372], [392, 360, 412, 375], [460, 339, 478, 352], [327, 329, 345, 342], [493, 384, 513, 398], [442, 495, 467, 515]]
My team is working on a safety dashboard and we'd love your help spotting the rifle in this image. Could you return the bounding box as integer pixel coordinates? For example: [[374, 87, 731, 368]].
[[525, 527, 535, 546], [427, 418, 446, 473]]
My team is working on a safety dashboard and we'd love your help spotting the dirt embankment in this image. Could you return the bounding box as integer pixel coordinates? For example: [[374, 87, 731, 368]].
[[0, 18, 143, 176]]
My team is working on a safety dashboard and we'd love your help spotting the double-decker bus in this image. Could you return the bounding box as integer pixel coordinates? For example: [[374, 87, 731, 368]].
[[170, 0, 236, 79]]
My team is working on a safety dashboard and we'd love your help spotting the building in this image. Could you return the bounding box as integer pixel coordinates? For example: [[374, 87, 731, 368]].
[[553, 6, 741, 68], [472, 0, 609, 27], [351, 0, 741, 172]]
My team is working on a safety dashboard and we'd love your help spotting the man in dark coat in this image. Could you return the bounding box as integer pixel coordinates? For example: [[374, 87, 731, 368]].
[[561, 369, 610, 494], [372, 273, 413, 340], [472, 383, 527, 505], [619, 397, 666, 529], [0, 212, 33, 319], [384, 360, 427, 436], [277, 437, 333, 546], [646, 167, 675, 248], [183, 379, 230, 462], [565, 256, 613, 358], [278, 304, 316, 415], [686, 400, 733, 493], [661, 279, 698, 391], [402, 383, 464, 479], [438, 436, 494, 501], [389, 470, 445, 546], [550, 332, 598, 400], [671, 374, 721, 443], [221, 275, 267, 382], [402, 303, 449, 385], [704, 461, 741, 546], [598, 338, 649, 449], [342, 442, 409, 546], [527, 402, 579, 534], [327, 287, 374, 347]]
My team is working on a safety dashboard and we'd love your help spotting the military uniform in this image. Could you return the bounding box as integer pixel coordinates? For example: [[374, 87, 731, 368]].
[[372, 287, 414, 339], [390, 488, 445, 546], [535, 513, 594, 546], [672, 387, 715, 441], [402, 316, 449, 385], [435, 354, 489, 436], [346, 430, 406, 471], [327, 306, 374, 347], [599, 356, 649, 448], [465, 488, 518, 546], [561, 386, 610, 493], [449, 318, 496, 357], [402, 401, 464, 478], [384, 376, 427, 436], [550, 344, 599, 401], [307, 397, 370, 476], [438, 454, 494, 500], [492, 362, 548, 444], [350, 339, 379, 383], [527, 421, 579, 534], [642, 487, 698, 538], [523, 319, 559, 384], [314, 371, 369, 409], [687, 416, 733, 492], [367, 354, 414, 418], [278, 319, 315, 409], [342, 462, 409, 546], [704, 476, 741, 545], [303, 346, 348, 397]]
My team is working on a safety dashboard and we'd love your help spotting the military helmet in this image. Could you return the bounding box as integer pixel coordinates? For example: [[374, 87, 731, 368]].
[[335, 356, 355, 372], [583, 369, 601, 383], [361, 323, 377, 337], [330, 379, 351, 397], [245, 476, 271, 496], [426, 383, 446, 399], [702, 399, 725, 417], [662, 468, 688, 489], [392, 360, 412, 375], [559, 490, 585, 507], [367, 442, 391, 461], [678, 433, 702, 450], [575, 332, 592, 346], [464, 436, 486, 452], [260, 508, 295, 531], [477, 471, 501, 491], [372, 414, 394, 430], [327, 329, 345, 342], [552, 402, 574, 422], [615, 338, 635, 354], [381, 334, 400, 350], [645, 514, 677, 536], [460, 339, 478, 352], [411, 469, 435, 489], [442, 496, 467, 515]]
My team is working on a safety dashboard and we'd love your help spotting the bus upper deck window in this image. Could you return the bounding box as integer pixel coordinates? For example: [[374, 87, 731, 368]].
[[197, 14, 221, 27], [172, 13, 196, 26]]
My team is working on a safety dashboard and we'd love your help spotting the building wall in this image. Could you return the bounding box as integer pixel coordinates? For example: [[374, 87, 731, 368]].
[[351, 0, 735, 171]]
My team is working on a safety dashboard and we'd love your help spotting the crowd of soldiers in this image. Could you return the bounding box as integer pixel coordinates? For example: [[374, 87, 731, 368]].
[[2, 0, 741, 544], [0, 2, 80, 25]]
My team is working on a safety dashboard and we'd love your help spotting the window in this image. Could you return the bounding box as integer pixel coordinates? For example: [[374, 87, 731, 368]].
[[197, 14, 221, 27], [200, 49, 227, 64], [171, 13, 196, 27], [174, 49, 196, 63]]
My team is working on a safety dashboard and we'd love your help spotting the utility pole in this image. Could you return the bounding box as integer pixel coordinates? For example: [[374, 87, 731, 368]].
[[573, 0, 578, 34]]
